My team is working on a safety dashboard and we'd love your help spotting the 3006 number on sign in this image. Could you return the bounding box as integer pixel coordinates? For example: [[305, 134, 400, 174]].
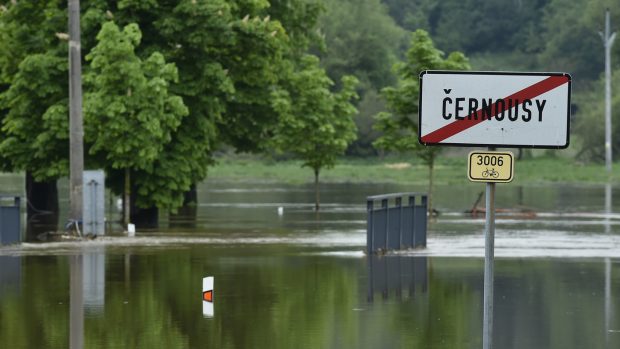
[[468, 151, 514, 183], [476, 155, 504, 167]]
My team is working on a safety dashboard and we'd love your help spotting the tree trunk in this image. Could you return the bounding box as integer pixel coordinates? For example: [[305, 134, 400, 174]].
[[25, 172, 59, 241], [428, 159, 434, 215], [123, 168, 130, 227], [314, 168, 320, 211]]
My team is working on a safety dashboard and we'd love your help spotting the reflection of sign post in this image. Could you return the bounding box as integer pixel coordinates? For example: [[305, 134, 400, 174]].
[[468, 151, 514, 183], [419, 70, 571, 349]]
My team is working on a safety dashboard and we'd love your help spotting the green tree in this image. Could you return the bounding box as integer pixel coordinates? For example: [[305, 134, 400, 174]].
[[0, 0, 65, 177], [318, 0, 406, 156], [84, 22, 187, 224], [374, 29, 469, 214], [106, 0, 312, 216], [319, 0, 405, 91], [0, 0, 121, 226], [0, 1, 72, 225], [0, 1, 324, 225], [271, 55, 359, 211]]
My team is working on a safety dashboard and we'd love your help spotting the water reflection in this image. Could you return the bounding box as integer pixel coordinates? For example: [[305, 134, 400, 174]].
[[0, 256, 20, 300], [83, 249, 106, 314], [69, 249, 106, 349], [605, 258, 612, 349], [70, 255, 83, 349], [3, 180, 620, 348], [168, 204, 198, 229], [367, 255, 427, 302]]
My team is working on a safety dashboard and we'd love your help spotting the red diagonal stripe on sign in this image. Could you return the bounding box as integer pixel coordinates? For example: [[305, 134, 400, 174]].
[[420, 75, 569, 144]]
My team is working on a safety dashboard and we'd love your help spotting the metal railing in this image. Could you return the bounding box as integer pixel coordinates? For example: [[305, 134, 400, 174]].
[[366, 192, 427, 253], [0, 196, 21, 245]]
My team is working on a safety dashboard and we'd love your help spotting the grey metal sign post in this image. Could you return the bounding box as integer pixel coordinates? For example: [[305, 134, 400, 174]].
[[419, 71, 572, 349], [483, 149, 496, 349]]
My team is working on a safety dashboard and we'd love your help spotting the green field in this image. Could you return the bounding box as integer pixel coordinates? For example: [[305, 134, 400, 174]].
[[208, 155, 619, 185]]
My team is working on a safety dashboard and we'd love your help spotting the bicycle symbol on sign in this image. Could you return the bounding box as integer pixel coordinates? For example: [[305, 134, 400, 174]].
[[481, 168, 499, 179]]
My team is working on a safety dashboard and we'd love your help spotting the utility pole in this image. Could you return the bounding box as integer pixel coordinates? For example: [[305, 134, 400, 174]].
[[69, 0, 84, 222], [600, 9, 616, 174]]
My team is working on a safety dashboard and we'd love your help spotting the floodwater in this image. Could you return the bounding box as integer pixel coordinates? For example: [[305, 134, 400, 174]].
[[1, 176, 620, 348]]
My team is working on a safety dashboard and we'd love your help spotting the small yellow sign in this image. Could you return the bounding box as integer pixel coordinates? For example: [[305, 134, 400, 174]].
[[468, 151, 514, 183]]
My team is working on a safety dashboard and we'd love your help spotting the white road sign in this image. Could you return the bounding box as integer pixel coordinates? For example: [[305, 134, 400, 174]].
[[418, 71, 571, 148]]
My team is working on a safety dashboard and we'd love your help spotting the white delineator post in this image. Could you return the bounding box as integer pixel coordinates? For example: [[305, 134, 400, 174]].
[[203, 276, 214, 318]]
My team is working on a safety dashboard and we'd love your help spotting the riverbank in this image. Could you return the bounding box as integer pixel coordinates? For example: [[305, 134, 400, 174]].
[[208, 155, 619, 185]]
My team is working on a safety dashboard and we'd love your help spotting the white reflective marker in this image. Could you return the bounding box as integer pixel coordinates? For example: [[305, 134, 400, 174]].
[[202, 276, 214, 318], [127, 224, 135, 237]]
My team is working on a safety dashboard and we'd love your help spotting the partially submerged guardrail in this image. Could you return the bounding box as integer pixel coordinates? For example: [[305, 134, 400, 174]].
[[366, 192, 427, 253], [0, 196, 21, 245]]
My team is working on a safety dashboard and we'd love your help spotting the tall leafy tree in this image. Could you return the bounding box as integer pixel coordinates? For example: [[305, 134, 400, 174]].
[[0, 0, 322, 225], [84, 22, 187, 224], [105, 0, 304, 215], [271, 55, 358, 210], [374, 29, 469, 214], [0, 0, 70, 229], [0, 0, 115, 227]]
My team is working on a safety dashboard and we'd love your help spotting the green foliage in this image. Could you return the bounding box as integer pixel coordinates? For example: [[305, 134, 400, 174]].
[[0, 0, 69, 180], [0, 54, 68, 180], [318, 0, 406, 90], [373, 29, 470, 165], [572, 68, 620, 163], [0, 0, 325, 213], [346, 89, 386, 157], [317, 0, 406, 156], [536, 0, 605, 81], [373, 29, 469, 212], [271, 55, 359, 174], [0, 0, 117, 180], [268, 0, 324, 54], [85, 22, 185, 169], [101, 0, 321, 210], [84, 22, 188, 209]]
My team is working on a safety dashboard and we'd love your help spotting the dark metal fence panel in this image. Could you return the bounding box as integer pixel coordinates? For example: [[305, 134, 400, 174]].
[[387, 256, 402, 298], [0, 256, 21, 300], [413, 197, 428, 248], [387, 206, 401, 250], [413, 256, 428, 293], [367, 192, 427, 254], [0, 197, 21, 245], [369, 256, 388, 301], [371, 208, 388, 251]]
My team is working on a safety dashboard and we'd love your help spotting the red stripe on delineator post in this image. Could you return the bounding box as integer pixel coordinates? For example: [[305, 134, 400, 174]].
[[420, 75, 570, 144]]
